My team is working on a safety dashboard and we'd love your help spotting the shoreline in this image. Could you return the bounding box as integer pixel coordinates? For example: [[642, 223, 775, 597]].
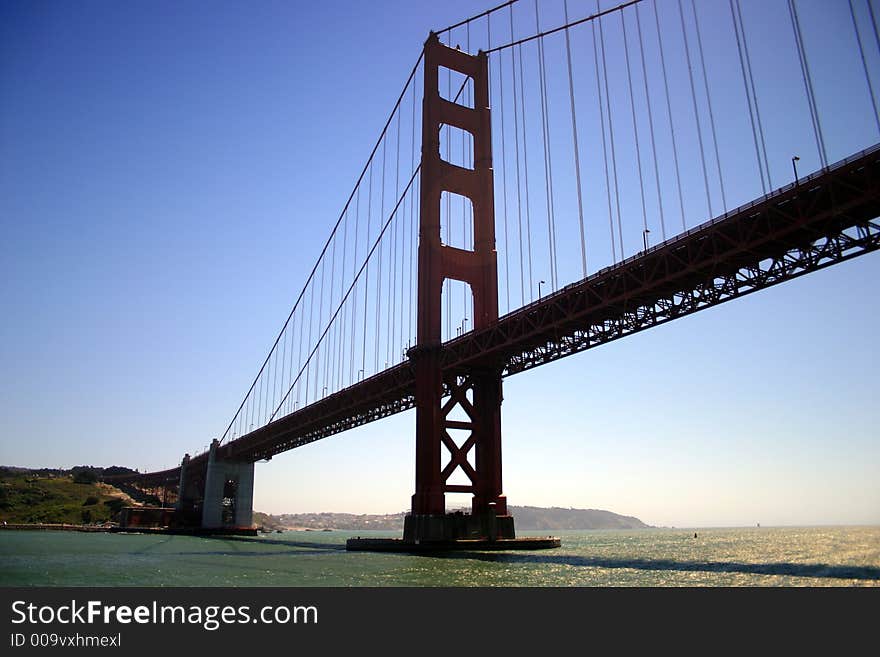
[[0, 523, 257, 536], [1, 523, 114, 532]]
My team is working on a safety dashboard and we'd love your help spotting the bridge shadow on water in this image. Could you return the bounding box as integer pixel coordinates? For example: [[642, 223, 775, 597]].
[[211, 535, 347, 551], [423, 551, 880, 582], [126, 534, 347, 558], [125, 535, 879, 582]]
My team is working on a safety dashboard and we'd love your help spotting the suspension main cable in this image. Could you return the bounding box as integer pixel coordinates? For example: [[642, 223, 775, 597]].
[[436, 0, 519, 38], [485, 0, 645, 55], [272, 167, 422, 421], [218, 51, 424, 444]]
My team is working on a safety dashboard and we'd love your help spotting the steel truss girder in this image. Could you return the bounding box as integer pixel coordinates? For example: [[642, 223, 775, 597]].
[[441, 145, 880, 376], [121, 145, 880, 489]]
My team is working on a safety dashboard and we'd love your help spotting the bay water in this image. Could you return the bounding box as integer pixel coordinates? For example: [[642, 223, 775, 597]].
[[2, 526, 878, 587]]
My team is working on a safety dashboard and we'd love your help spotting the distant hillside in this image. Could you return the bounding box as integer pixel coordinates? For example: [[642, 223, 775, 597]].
[[255, 506, 649, 531], [252, 511, 286, 531], [2, 464, 649, 531], [265, 511, 406, 532], [509, 506, 650, 530], [0, 466, 136, 525]]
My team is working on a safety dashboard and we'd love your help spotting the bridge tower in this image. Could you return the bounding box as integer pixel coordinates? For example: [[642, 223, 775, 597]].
[[404, 33, 514, 543]]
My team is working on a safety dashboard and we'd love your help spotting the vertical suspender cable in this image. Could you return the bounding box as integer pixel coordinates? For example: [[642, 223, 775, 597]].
[[535, 0, 558, 290], [409, 75, 417, 346], [465, 22, 472, 327], [266, 352, 273, 422], [850, 0, 880, 135], [271, 333, 279, 414], [248, 370, 255, 429], [654, 1, 687, 231], [304, 264, 315, 404], [635, 3, 666, 241], [289, 312, 298, 411], [337, 208, 349, 391], [257, 350, 265, 423], [735, 0, 772, 189], [510, 7, 527, 307], [290, 319, 298, 412], [412, 176, 419, 343], [495, 18, 513, 314], [316, 248, 326, 400], [375, 139, 386, 368], [622, 10, 649, 243], [399, 112, 407, 358], [445, 34, 452, 339], [279, 316, 287, 411], [677, 0, 713, 218], [273, 165, 421, 421], [391, 109, 401, 365], [296, 276, 306, 407], [869, 0, 880, 54], [691, 0, 727, 211], [592, 10, 617, 263], [789, 0, 827, 168], [868, 0, 880, 153], [361, 164, 372, 379], [462, 44, 470, 325], [729, 0, 767, 195], [518, 39, 535, 301], [563, 0, 588, 278], [326, 228, 337, 394], [349, 184, 360, 386], [597, 0, 625, 260]]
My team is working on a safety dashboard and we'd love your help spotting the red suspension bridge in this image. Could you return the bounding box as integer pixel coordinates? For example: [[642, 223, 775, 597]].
[[108, 0, 880, 547]]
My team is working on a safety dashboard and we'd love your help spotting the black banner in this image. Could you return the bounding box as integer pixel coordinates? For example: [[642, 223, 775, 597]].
[[0, 587, 873, 653]]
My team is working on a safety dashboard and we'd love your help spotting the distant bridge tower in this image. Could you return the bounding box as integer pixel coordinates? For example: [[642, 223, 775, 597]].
[[201, 439, 254, 529], [404, 33, 514, 543]]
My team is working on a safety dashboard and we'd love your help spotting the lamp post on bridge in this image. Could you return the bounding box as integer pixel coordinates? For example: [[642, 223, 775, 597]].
[[538, 280, 546, 300], [643, 228, 651, 252], [792, 155, 800, 185]]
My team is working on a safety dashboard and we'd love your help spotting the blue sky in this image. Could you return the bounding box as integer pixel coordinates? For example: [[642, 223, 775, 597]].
[[2, 0, 878, 528]]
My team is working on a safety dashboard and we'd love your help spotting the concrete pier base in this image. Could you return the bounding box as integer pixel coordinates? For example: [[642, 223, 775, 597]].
[[402, 512, 516, 543], [201, 439, 254, 529], [346, 536, 560, 552], [347, 511, 560, 552]]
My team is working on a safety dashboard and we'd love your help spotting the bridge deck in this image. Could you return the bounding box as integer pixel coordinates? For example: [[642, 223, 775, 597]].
[[113, 144, 880, 487]]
